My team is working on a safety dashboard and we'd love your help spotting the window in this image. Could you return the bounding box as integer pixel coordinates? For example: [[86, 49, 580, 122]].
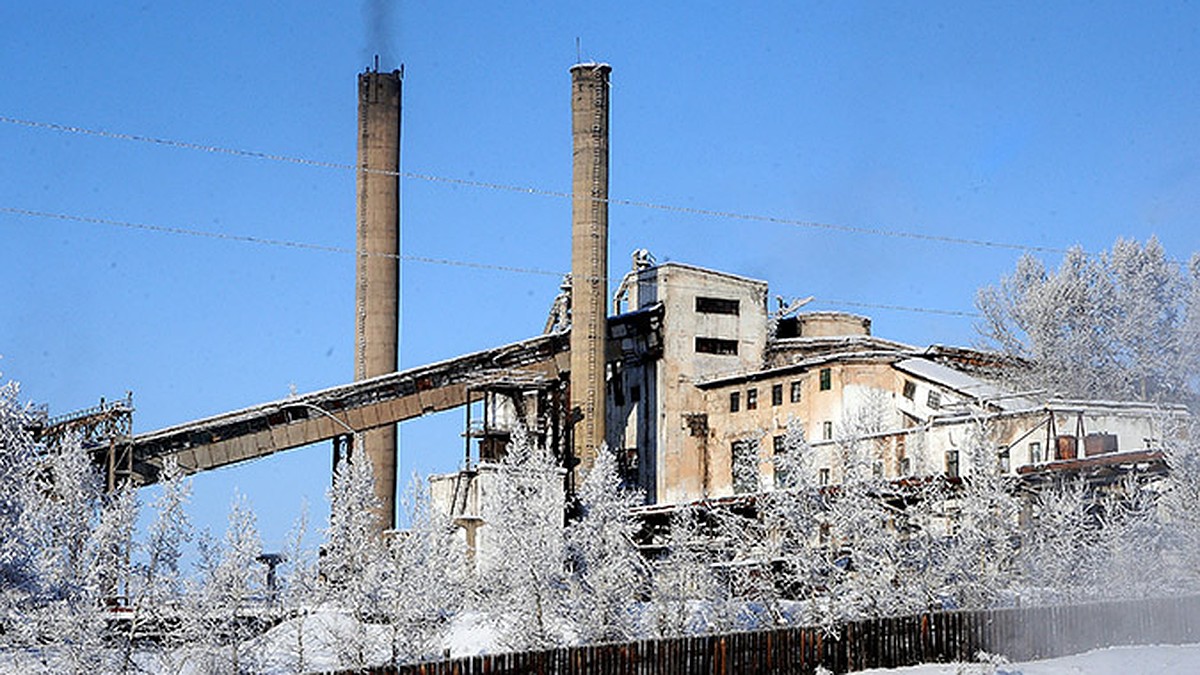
[[822, 421, 833, 441], [695, 296, 740, 315], [732, 439, 759, 494], [819, 468, 831, 486], [872, 461, 884, 479], [926, 390, 942, 409], [900, 457, 912, 476], [729, 391, 740, 413], [790, 380, 802, 403], [771, 383, 783, 406], [630, 385, 641, 402], [945, 450, 960, 478], [695, 337, 738, 355], [611, 369, 625, 406], [902, 380, 916, 400], [1029, 441, 1043, 464], [819, 368, 832, 391], [998, 448, 1011, 473], [746, 388, 758, 410], [772, 435, 791, 488]]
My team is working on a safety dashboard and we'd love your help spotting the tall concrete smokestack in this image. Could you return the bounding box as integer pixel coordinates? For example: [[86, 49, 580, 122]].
[[569, 63, 611, 476], [355, 66, 402, 530]]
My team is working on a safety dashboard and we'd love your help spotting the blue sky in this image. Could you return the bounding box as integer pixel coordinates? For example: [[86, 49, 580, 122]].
[[2, 1, 1198, 548]]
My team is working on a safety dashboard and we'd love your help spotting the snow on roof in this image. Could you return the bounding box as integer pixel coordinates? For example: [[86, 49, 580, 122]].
[[895, 357, 1033, 411]]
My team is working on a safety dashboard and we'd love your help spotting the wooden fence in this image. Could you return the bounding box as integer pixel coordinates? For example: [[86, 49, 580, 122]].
[[339, 594, 1200, 675]]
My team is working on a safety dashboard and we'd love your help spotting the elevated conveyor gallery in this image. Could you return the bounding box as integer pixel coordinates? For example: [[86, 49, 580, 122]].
[[122, 304, 662, 486], [128, 333, 569, 484]]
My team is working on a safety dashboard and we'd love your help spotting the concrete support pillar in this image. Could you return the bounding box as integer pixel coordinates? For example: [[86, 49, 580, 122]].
[[569, 63, 611, 478], [355, 68, 402, 530]]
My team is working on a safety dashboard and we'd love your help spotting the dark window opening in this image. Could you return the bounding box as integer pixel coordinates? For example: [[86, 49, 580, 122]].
[[746, 388, 758, 410], [998, 448, 1011, 473], [945, 450, 960, 478], [773, 435, 794, 489], [695, 296, 740, 315], [611, 369, 625, 407], [729, 391, 740, 413], [819, 468, 831, 486], [927, 390, 942, 409], [790, 381, 802, 403], [902, 380, 916, 400], [619, 447, 639, 487], [819, 368, 832, 391], [630, 385, 641, 402], [775, 316, 800, 338], [695, 337, 739, 355], [1029, 441, 1043, 464], [822, 421, 833, 440], [771, 383, 783, 406]]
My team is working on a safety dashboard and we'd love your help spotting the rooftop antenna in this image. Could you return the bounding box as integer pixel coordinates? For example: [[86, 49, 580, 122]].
[[576, 37, 581, 64], [373, 54, 380, 72]]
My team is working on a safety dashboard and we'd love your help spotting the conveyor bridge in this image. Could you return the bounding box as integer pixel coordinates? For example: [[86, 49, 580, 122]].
[[128, 332, 570, 484], [118, 303, 662, 486]]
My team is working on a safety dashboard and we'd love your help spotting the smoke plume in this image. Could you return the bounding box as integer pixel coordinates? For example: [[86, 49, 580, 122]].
[[362, 0, 398, 69]]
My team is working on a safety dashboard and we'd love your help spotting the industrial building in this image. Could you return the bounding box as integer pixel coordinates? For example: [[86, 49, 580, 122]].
[[431, 255, 1182, 531], [34, 61, 1183, 553]]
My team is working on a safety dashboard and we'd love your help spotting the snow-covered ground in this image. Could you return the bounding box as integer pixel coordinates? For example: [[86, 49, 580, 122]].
[[858, 643, 1200, 675]]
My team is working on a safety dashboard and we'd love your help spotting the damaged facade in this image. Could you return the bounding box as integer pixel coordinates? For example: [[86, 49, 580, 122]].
[[432, 258, 1185, 544]]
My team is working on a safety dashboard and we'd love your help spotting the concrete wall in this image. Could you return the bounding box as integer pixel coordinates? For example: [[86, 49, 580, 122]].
[[623, 263, 768, 504], [796, 312, 871, 338]]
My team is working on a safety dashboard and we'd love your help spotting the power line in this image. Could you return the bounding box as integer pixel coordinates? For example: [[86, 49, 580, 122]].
[[2, 205, 981, 320], [0, 206, 563, 278], [813, 298, 981, 319], [0, 115, 1077, 256]]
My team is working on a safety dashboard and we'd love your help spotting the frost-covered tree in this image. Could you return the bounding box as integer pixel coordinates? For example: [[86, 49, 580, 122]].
[[475, 427, 571, 651], [759, 421, 836, 628], [818, 395, 918, 621], [646, 506, 731, 638], [1158, 417, 1200, 591], [564, 445, 649, 644], [0, 381, 42, 640], [374, 480, 467, 665], [124, 458, 193, 673], [323, 451, 388, 670], [977, 238, 1198, 404], [1015, 479, 1101, 604], [269, 504, 321, 675], [1094, 473, 1167, 600], [196, 494, 265, 674], [934, 420, 1020, 610]]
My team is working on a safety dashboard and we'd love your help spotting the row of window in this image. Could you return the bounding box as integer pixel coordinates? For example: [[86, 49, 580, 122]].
[[728, 368, 832, 412], [735, 435, 910, 493], [735, 440, 1037, 494], [901, 378, 942, 410]]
